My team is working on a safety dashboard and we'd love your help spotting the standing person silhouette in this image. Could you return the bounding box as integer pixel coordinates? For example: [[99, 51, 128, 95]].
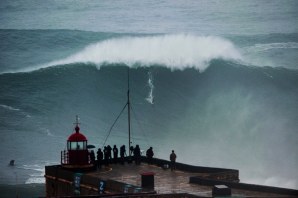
[[96, 148, 103, 169], [146, 147, 154, 164], [120, 145, 126, 165], [90, 150, 96, 169], [107, 145, 112, 164], [130, 145, 134, 156], [103, 146, 109, 166], [113, 145, 118, 163], [134, 145, 141, 165], [170, 150, 177, 171]]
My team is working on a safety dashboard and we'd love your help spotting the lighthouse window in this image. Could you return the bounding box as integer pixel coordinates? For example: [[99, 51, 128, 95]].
[[70, 142, 77, 150], [76, 142, 84, 150], [69, 141, 86, 150]]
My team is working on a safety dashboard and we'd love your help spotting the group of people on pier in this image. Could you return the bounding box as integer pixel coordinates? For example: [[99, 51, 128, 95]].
[[89, 144, 155, 169], [89, 145, 177, 171]]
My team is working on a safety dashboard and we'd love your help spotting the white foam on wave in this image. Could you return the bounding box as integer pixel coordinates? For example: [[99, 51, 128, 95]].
[[28, 34, 243, 72], [22, 162, 58, 184], [241, 42, 298, 68], [244, 42, 298, 52], [22, 164, 44, 172], [0, 104, 20, 111], [145, 72, 154, 104], [25, 177, 45, 184], [22, 164, 45, 184], [0, 104, 31, 118]]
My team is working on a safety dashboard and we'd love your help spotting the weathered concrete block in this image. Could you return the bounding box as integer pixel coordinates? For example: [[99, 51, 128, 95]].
[[212, 185, 231, 196]]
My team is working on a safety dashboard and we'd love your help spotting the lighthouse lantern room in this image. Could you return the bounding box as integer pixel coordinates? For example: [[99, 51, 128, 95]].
[[61, 116, 93, 169]]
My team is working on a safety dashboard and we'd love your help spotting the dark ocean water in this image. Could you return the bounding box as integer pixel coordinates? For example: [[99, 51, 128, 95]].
[[0, 0, 298, 192]]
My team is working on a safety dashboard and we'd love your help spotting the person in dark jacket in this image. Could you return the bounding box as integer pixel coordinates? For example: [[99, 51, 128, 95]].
[[90, 150, 96, 165], [103, 146, 109, 166], [134, 145, 141, 165], [96, 148, 103, 169], [170, 150, 177, 171], [130, 145, 134, 156], [120, 145, 126, 165], [107, 145, 112, 164], [113, 145, 118, 163], [146, 147, 154, 164]]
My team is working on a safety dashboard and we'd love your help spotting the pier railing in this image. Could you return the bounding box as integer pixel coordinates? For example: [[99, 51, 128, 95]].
[[61, 150, 69, 165], [61, 150, 92, 165]]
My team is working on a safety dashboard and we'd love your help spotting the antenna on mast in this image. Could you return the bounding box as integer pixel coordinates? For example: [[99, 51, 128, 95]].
[[127, 67, 131, 157], [74, 115, 80, 126], [74, 115, 80, 133]]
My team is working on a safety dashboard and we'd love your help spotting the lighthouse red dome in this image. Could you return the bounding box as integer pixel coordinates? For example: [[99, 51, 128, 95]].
[[67, 126, 87, 141]]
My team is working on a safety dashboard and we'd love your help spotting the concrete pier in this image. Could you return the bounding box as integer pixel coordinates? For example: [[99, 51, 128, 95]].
[[45, 157, 298, 197]]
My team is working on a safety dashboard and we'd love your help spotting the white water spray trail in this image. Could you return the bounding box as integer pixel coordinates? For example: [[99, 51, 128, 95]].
[[146, 72, 154, 104]]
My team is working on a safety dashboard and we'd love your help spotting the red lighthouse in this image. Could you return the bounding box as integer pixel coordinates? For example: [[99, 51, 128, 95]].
[[61, 116, 93, 169]]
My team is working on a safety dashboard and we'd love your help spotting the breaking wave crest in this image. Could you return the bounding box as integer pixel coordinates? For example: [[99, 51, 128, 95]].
[[31, 34, 243, 72], [244, 42, 298, 52]]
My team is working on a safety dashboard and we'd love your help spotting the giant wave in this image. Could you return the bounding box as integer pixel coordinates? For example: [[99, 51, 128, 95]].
[[1, 30, 298, 74], [21, 34, 243, 73]]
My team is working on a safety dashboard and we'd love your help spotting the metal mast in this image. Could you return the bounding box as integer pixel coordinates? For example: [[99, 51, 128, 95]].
[[127, 68, 131, 157]]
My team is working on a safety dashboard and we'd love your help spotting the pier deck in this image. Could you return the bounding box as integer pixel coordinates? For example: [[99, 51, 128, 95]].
[[45, 158, 298, 197], [88, 163, 211, 196], [86, 162, 295, 197]]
